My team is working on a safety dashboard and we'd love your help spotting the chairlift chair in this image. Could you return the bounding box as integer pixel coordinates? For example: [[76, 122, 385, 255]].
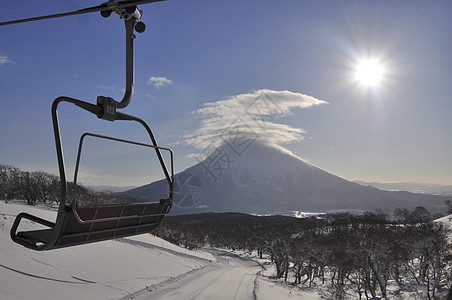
[[2, 0, 174, 250]]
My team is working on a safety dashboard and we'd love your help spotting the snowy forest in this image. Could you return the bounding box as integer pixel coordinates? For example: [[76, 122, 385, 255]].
[[156, 211, 452, 299], [0, 164, 61, 205]]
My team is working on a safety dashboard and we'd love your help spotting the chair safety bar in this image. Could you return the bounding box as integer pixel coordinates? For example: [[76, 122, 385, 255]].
[[73, 132, 173, 224]]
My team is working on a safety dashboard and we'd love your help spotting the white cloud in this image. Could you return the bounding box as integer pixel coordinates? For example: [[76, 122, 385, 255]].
[[185, 89, 328, 149], [95, 85, 117, 91], [0, 54, 14, 66], [147, 76, 173, 88]]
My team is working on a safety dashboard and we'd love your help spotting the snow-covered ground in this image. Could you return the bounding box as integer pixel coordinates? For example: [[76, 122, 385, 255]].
[[0, 201, 214, 299], [0, 201, 320, 300], [3, 201, 449, 299], [132, 248, 321, 300]]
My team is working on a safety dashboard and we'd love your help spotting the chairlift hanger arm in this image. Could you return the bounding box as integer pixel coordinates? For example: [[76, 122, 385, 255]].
[[0, 0, 165, 27], [0, 0, 166, 111]]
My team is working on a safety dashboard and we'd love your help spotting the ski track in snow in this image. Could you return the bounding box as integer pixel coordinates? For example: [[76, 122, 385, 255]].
[[0, 263, 91, 284], [115, 238, 213, 266], [130, 249, 314, 300], [131, 249, 262, 300]]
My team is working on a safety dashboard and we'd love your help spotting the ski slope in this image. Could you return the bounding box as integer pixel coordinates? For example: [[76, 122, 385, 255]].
[[133, 248, 319, 300], [0, 202, 213, 300], [0, 202, 318, 299]]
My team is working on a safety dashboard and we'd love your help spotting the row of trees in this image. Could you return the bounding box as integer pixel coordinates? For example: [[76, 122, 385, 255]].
[[155, 210, 452, 299], [0, 163, 135, 206], [0, 164, 60, 205]]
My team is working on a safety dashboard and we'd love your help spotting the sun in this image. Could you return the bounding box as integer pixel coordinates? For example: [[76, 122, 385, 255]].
[[355, 59, 386, 87]]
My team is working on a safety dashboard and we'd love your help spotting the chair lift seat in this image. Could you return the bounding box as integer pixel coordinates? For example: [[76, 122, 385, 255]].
[[12, 200, 171, 250], [10, 96, 173, 251]]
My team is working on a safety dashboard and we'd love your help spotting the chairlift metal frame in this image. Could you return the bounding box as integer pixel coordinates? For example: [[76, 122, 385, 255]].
[[3, 0, 174, 250]]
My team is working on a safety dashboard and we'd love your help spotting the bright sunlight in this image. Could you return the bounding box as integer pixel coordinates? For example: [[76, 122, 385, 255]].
[[355, 59, 386, 87]]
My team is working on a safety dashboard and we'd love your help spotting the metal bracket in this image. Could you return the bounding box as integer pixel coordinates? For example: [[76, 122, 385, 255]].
[[97, 96, 117, 121], [98, 2, 147, 112]]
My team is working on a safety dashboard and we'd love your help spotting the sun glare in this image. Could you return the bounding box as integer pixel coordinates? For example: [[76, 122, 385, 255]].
[[355, 59, 385, 87]]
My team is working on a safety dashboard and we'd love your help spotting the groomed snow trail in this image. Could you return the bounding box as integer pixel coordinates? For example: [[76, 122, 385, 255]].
[[132, 249, 315, 300], [133, 249, 261, 300]]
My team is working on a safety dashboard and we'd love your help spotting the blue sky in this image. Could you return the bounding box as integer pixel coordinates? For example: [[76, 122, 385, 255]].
[[1, 0, 452, 186]]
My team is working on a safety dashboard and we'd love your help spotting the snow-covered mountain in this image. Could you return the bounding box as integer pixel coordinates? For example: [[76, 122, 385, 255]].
[[125, 141, 450, 215]]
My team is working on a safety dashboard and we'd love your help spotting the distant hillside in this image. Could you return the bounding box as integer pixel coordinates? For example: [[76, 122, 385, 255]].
[[354, 180, 452, 196]]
